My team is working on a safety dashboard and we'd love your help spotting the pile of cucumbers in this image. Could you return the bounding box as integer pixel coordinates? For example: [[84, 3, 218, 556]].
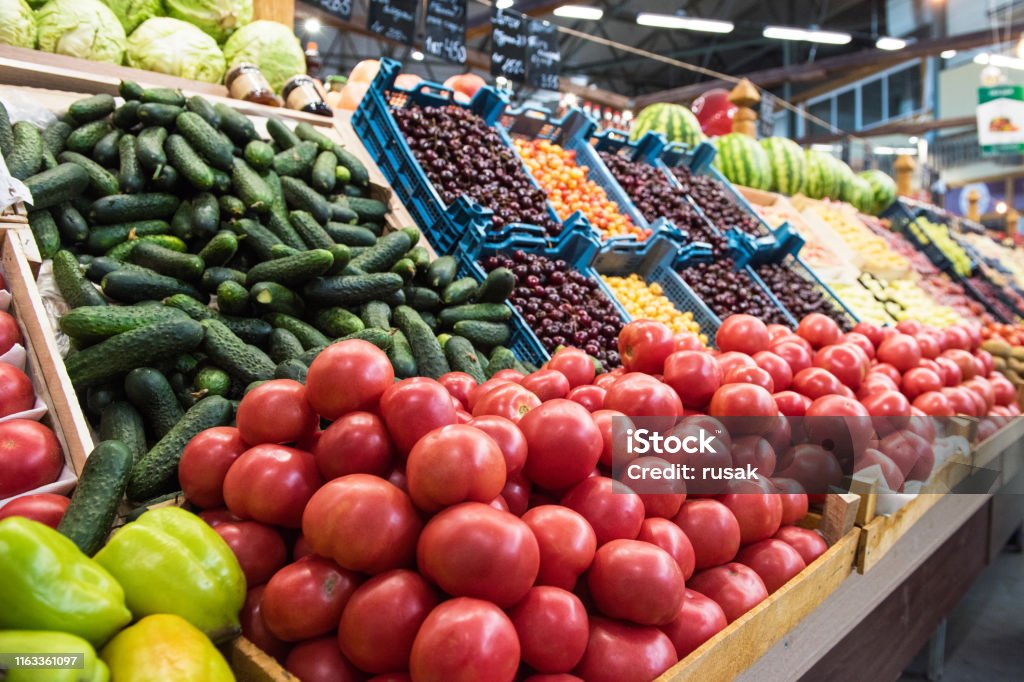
[[2, 83, 528, 502]]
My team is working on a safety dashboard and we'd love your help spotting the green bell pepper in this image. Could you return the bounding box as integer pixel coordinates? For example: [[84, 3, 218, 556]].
[[0, 517, 131, 647], [93, 506, 246, 642], [0, 631, 109, 682]]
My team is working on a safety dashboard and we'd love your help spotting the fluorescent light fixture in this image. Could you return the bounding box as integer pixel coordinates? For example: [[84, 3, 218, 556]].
[[876, 36, 907, 50], [554, 5, 603, 20], [304, 18, 321, 33], [763, 25, 852, 45], [874, 146, 917, 155], [974, 52, 1024, 70], [496, 0, 514, 8], [811, 143, 839, 152], [908, 136, 919, 143], [940, 49, 957, 59], [410, 50, 425, 61], [636, 13, 734, 33]]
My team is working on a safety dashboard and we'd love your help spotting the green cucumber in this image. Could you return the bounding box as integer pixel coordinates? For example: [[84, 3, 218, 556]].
[[105, 235, 186, 262], [200, 318, 276, 384], [117, 134, 144, 194], [176, 111, 233, 170], [304, 272, 404, 306], [272, 140, 318, 177], [325, 223, 376, 247], [230, 218, 281, 260], [268, 328, 305, 363], [388, 329, 417, 379], [334, 145, 369, 186], [326, 244, 351, 275], [201, 266, 246, 293], [135, 127, 167, 173], [295, 122, 335, 151], [266, 210, 308, 251], [444, 335, 487, 383], [439, 304, 512, 327], [392, 258, 416, 284], [219, 194, 246, 219], [264, 169, 288, 216], [57, 440, 133, 555], [28, 209, 60, 259], [244, 140, 274, 171], [85, 257, 145, 282], [419, 310, 438, 331], [210, 167, 230, 194], [98, 402, 147, 463], [336, 165, 351, 183], [216, 280, 250, 316], [269, 244, 300, 259], [314, 307, 364, 337], [329, 202, 359, 224], [55, 203, 89, 244], [7, 121, 43, 180], [198, 230, 238, 267], [140, 88, 185, 106], [119, 80, 145, 100], [165, 134, 214, 190], [280, 176, 331, 224], [137, 103, 182, 127], [41, 119, 72, 157], [428, 256, 458, 289], [393, 306, 449, 378], [487, 347, 518, 377], [91, 129, 121, 168], [349, 230, 414, 273], [245, 248, 334, 286], [66, 120, 110, 154], [453, 320, 510, 348], [86, 220, 169, 253], [124, 367, 184, 440], [289, 210, 335, 250], [57, 151, 119, 196], [273, 359, 308, 382], [337, 196, 388, 223], [361, 300, 392, 330], [263, 312, 328, 349], [193, 367, 231, 398], [0, 102, 11, 157], [24, 163, 89, 211], [192, 193, 220, 236], [311, 150, 338, 194], [231, 157, 273, 213], [129, 241, 204, 281], [477, 267, 515, 303], [186, 96, 221, 128], [69, 94, 116, 123], [89, 193, 179, 224], [215, 103, 259, 145], [266, 117, 301, 149], [112, 100, 140, 129], [406, 246, 430, 272], [59, 305, 187, 343], [298, 328, 394, 363], [404, 286, 441, 311], [53, 250, 107, 309], [101, 268, 203, 303], [163, 294, 271, 346]]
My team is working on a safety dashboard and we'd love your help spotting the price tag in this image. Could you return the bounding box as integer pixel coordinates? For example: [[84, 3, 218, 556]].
[[309, 0, 353, 21], [490, 7, 527, 83], [527, 19, 560, 90], [425, 0, 467, 64], [368, 0, 419, 46]]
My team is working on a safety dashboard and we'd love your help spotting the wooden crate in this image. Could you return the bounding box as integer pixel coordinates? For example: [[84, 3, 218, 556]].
[[228, 638, 296, 682], [655, 493, 861, 682], [0, 201, 27, 226]]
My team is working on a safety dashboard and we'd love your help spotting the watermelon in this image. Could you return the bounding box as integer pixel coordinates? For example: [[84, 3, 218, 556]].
[[760, 137, 806, 195], [712, 133, 771, 190], [803, 149, 841, 200], [630, 102, 705, 149], [844, 175, 875, 213], [832, 157, 857, 201], [859, 169, 898, 215]]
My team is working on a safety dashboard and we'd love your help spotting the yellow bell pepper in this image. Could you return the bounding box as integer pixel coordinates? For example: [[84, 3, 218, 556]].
[[101, 614, 235, 682]]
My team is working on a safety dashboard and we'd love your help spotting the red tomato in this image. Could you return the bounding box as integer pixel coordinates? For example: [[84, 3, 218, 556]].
[[715, 351, 757, 378], [492, 369, 526, 383], [730, 435, 776, 478], [719, 487, 783, 546], [589, 539, 685, 626], [285, 637, 362, 682], [314, 411, 395, 479], [796, 313, 842, 349], [236, 380, 316, 445], [466, 415, 527, 476], [735, 539, 806, 593], [913, 390, 954, 417], [976, 349, 995, 375], [303, 474, 422, 574], [871, 363, 903, 385], [199, 508, 240, 527], [854, 448, 906, 491], [619, 320, 675, 374], [178, 426, 248, 509], [337, 569, 439, 674], [410, 598, 520, 682], [803, 394, 873, 461], [0, 363, 34, 419], [523, 674, 584, 682], [852, 321, 884, 347], [262, 555, 360, 641], [0, 493, 69, 527], [877, 334, 922, 372], [604, 373, 683, 430], [791, 367, 844, 399], [687, 562, 768, 622], [942, 349, 978, 381], [663, 351, 721, 409], [673, 331, 705, 351], [770, 340, 813, 375], [673, 499, 740, 570], [708, 384, 777, 431], [213, 520, 288, 587], [521, 369, 571, 401], [772, 526, 828, 564], [0, 419, 62, 498], [638, 517, 696, 580], [574, 617, 677, 682], [593, 372, 620, 390], [723, 365, 775, 393], [522, 505, 596, 590], [406, 424, 506, 511], [901, 367, 943, 401], [813, 344, 867, 390], [771, 478, 809, 525], [916, 333, 941, 360], [934, 357, 963, 387], [660, 588, 728, 659], [293, 534, 313, 561], [990, 374, 1016, 406], [520, 399, 602, 491], [0, 311, 23, 355], [773, 390, 812, 417], [943, 326, 971, 350], [861, 390, 911, 419], [508, 587, 589, 673], [307, 340, 394, 419], [502, 472, 532, 517], [472, 382, 542, 422], [752, 351, 792, 392], [468, 378, 512, 411], [624, 456, 685, 519], [841, 332, 875, 360], [380, 378, 458, 456], [240, 586, 288, 661], [548, 347, 597, 388], [716, 314, 770, 355], [438, 372, 478, 410], [566, 384, 606, 412], [561, 476, 644, 545], [774, 443, 844, 494], [591, 409, 633, 468], [223, 444, 321, 528]]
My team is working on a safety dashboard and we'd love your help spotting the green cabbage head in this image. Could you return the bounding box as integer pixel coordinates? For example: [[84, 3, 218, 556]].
[[222, 20, 305, 94], [102, 0, 163, 34], [127, 17, 226, 84], [165, 0, 252, 43], [0, 0, 36, 48], [35, 0, 126, 64]]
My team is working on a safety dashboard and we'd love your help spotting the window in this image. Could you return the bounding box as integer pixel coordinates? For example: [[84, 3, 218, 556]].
[[887, 65, 922, 119], [808, 98, 833, 137], [837, 90, 857, 132], [862, 79, 884, 127]]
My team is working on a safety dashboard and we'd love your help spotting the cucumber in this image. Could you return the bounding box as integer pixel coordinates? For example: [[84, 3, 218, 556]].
[[326, 244, 351, 275], [349, 230, 414, 274], [89, 193, 180, 224], [66, 318, 205, 388], [294, 122, 335, 151], [216, 280, 250, 316], [66, 119, 111, 154], [382, 286, 407, 308], [273, 359, 308, 382], [404, 286, 441, 311], [107, 234, 187, 262], [165, 134, 215, 190], [298, 328, 394, 363], [268, 328, 305, 363], [304, 272, 404, 306], [174, 352, 205, 377], [55, 203, 89, 244], [140, 88, 185, 106], [85, 256, 145, 282], [273, 140, 318, 177], [453, 320, 510, 348], [477, 267, 515, 303], [245, 248, 334, 287], [117, 134, 144, 194], [198, 230, 238, 267], [40, 148, 58, 171], [0, 102, 11, 157], [59, 305, 187, 343], [325, 223, 376, 246], [445, 335, 487, 383], [329, 202, 359, 224], [263, 312, 329, 349], [244, 140, 274, 171], [57, 151, 119, 196], [53, 250, 107, 309], [135, 127, 167, 172], [269, 244, 300, 259], [91, 129, 122, 168], [314, 307, 364, 337], [192, 193, 220, 236], [406, 246, 430, 272], [7, 121, 43, 180], [264, 168, 288, 215], [266, 117, 301, 149], [311, 150, 338, 194], [393, 306, 448, 378], [24, 163, 89, 210], [152, 163, 178, 191], [112, 100, 140, 130], [334, 145, 370, 186], [69, 94, 116, 123], [130, 241, 204, 281], [186, 95, 221, 128], [280, 176, 331, 224], [215, 103, 259, 145], [193, 367, 231, 398], [336, 165, 351, 183], [428, 256, 458, 289], [102, 268, 203, 303], [124, 367, 184, 440], [231, 157, 273, 213], [266, 210, 308, 250], [439, 303, 513, 327], [57, 440, 133, 555], [388, 329, 417, 379], [219, 194, 246, 219], [98, 402, 147, 463], [119, 80, 145, 100], [487, 347, 518, 377], [137, 103, 183, 127], [28, 210, 60, 259], [127, 396, 232, 501], [361, 300, 392, 329], [200, 319, 276, 384], [163, 294, 271, 346], [86, 220, 169, 253], [169, 201, 193, 241], [41, 119, 72, 157], [338, 196, 388, 223], [210, 167, 230, 194], [420, 310, 438, 331], [230, 218, 282, 260], [176, 111, 233, 170], [201, 266, 246, 293], [289, 210, 335, 250]]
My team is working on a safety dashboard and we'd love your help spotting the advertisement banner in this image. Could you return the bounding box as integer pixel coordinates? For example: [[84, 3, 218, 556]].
[[977, 85, 1024, 155]]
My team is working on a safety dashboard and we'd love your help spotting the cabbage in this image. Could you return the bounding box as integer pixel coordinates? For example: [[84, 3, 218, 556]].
[[24, 0, 45, 7], [164, 0, 251, 43], [103, 0, 163, 34], [126, 17, 226, 84], [35, 0, 126, 64], [0, 0, 36, 48], [222, 20, 305, 94]]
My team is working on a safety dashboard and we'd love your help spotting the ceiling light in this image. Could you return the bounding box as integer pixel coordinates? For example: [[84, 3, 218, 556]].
[[636, 14, 734, 33], [811, 143, 838, 152], [554, 5, 603, 20], [763, 26, 852, 45], [496, 0, 514, 9], [874, 146, 917, 155], [940, 49, 957, 59], [876, 36, 907, 50], [908, 136, 919, 143], [975, 52, 1024, 70], [304, 18, 321, 33], [997, 201, 1008, 214], [411, 50, 425, 61]]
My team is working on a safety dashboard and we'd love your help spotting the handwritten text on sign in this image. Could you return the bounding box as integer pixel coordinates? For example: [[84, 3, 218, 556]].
[[368, 0, 419, 46], [425, 0, 467, 64]]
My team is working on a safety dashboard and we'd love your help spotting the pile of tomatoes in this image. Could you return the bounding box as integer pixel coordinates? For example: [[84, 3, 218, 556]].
[[981, 322, 1024, 347]]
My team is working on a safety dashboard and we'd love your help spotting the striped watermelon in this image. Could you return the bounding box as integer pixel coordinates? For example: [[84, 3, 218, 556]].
[[844, 175, 875, 213], [760, 137, 806, 195], [832, 157, 857, 201], [712, 133, 771, 190], [859, 169, 897, 215], [803, 150, 840, 199], [630, 103, 705, 149]]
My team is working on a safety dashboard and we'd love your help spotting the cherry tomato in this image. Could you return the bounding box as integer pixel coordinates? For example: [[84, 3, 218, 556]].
[[307, 340, 394, 419], [223, 444, 321, 528], [520, 399, 603, 491], [561, 476, 645, 545], [573, 617, 677, 682], [716, 314, 770, 354], [660, 588, 728, 659], [0, 419, 62, 498], [472, 382, 542, 422], [508, 586, 589, 673], [638, 517, 696, 580], [619, 320, 675, 374], [0, 493, 69, 528], [736, 538, 806, 593], [438, 372, 478, 410], [548, 347, 597, 388], [522, 505, 597, 590], [589, 539, 685, 626], [566, 384, 606, 412], [772, 526, 828, 564], [236, 379, 316, 445], [796, 313, 841, 349], [673, 499, 740, 570], [406, 424, 506, 512], [178, 426, 249, 509], [410, 598, 521, 682], [687, 562, 768, 622], [262, 555, 360, 641], [285, 636, 363, 682], [213, 520, 288, 587], [663, 351, 721, 409]]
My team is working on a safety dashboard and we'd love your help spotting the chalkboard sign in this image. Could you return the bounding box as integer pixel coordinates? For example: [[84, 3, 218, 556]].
[[527, 19, 560, 90], [368, 0, 419, 46], [309, 0, 354, 22], [424, 0, 466, 64], [490, 7, 527, 83]]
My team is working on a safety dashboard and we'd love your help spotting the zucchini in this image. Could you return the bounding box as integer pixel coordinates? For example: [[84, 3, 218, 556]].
[[280, 176, 331, 224], [135, 127, 167, 172], [216, 280, 250, 316], [57, 440, 133, 555], [314, 307, 364, 338], [230, 218, 282, 260], [263, 312, 329, 349], [124, 367, 184, 440], [140, 88, 185, 106], [53, 250, 107, 309], [198, 230, 238, 267], [272, 140, 318, 178], [24, 163, 89, 210], [192, 193, 220, 235], [325, 223, 376, 246], [165, 134, 215, 190], [428, 256, 458, 289], [439, 303, 513, 327], [176, 111, 233, 171], [102, 268, 203, 303], [266, 117, 301, 149], [245, 248, 334, 287], [334, 145, 370, 186], [112, 100, 141, 130], [88, 193, 179, 224], [98, 402, 147, 463], [266, 210, 308, 250], [200, 318, 276, 384], [66, 120, 110, 154], [311, 151, 338, 194], [294, 122, 335, 151], [215, 103, 259, 145], [193, 367, 231, 398], [477, 267, 515, 303], [349, 230, 413, 273], [303, 272, 404, 306], [289, 210, 334, 250], [69, 94, 116, 123], [55, 203, 89, 244], [28, 210, 60, 259], [361, 300, 392, 330], [127, 396, 232, 501], [444, 335, 487, 383], [393, 306, 449, 379], [137, 103, 183, 127], [388, 329, 417, 379], [57, 151, 119, 196], [129, 241, 205, 282], [186, 95, 221, 128], [268, 328, 305, 363], [59, 305, 187, 343], [231, 157, 273, 213], [41, 119, 72, 157], [91, 129, 121, 168], [117, 134, 144, 194], [7, 121, 43, 180], [86, 220, 169, 253], [454, 320, 510, 348], [201, 266, 246, 293], [273, 359, 308, 382]]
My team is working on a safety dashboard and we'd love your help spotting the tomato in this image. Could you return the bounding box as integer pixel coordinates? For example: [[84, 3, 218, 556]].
[[508, 587, 589, 673], [566, 384, 606, 412], [438, 372, 478, 410], [548, 347, 597, 388], [313, 411, 395, 479], [589, 539, 685, 626], [0, 419, 62, 498], [813, 344, 867, 390], [687, 562, 768, 622], [337, 569, 439, 674], [213, 520, 288, 587], [878, 428, 933, 480], [770, 340, 813, 375], [752, 351, 793, 392], [730, 435, 776, 478], [841, 332, 875, 360], [990, 374, 1017, 406], [178, 427, 248, 509], [774, 443, 844, 494], [561, 476, 644, 545], [410, 598, 520, 682], [0, 493, 69, 528], [240, 586, 289, 661], [715, 351, 757, 378], [719, 486, 783, 546], [199, 508, 241, 527], [262, 555, 360, 641], [303, 475, 422, 574], [915, 333, 942, 360], [708, 384, 777, 433], [472, 382, 542, 422], [522, 369, 571, 401], [663, 351, 721, 409], [791, 367, 844, 400], [604, 373, 683, 430], [877, 334, 922, 373], [851, 321, 883, 347], [307, 339, 394, 419], [673, 331, 705, 351], [933, 357, 962, 387], [492, 369, 526, 383], [591, 409, 632, 469], [624, 456, 686, 519], [673, 499, 740, 570], [854, 448, 906, 491], [804, 394, 873, 459], [593, 372, 620, 390], [293, 534, 313, 561], [942, 349, 978, 382], [380, 378, 458, 456], [0, 363, 33, 419], [716, 314, 770, 355], [772, 526, 828, 564], [943, 325, 971, 350], [912, 390, 954, 417], [619, 320, 675, 374], [735, 538, 806, 593], [285, 638, 362, 682], [466, 415, 527, 476], [502, 471, 532, 517], [223, 444, 320, 528], [900, 367, 943, 401], [520, 399, 602, 491], [574, 617, 677, 682], [522, 505, 597, 590], [523, 676, 583, 682], [406, 424, 506, 512], [976, 349, 995, 375], [661, 588, 728, 659], [773, 391, 811, 417], [771, 478, 809, 525], [861, 390, 911, 420], [723, 365, 775, 393], [0, 311, 23, 355], [797, 313, 842, 349], [235, 379, 316, 445], [638, 517, 696, 580]]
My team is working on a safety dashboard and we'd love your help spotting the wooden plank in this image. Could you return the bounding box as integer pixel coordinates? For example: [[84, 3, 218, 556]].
[[254, 0, 295, 26], [228, 637, 297, 682], [973, 416, 1024, 471]]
